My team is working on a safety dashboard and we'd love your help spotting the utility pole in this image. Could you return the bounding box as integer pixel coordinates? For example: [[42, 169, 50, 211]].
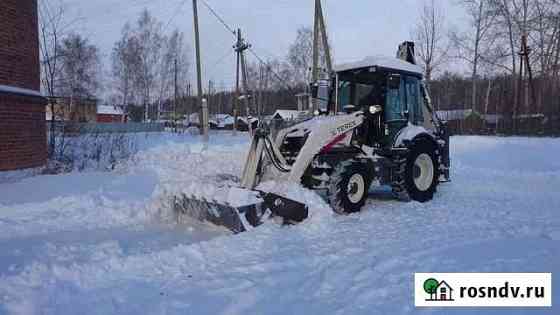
[[311, 0, 320, 112], [192, 0, 208, 141], [233, 28, 250, 135], [311, 0, 332, 113], [317, 0, 332, 73], [239, 46, 251, 133], [233, 29, 241, 135], [174, 58, 178, 132], [515, 33, 535, 133], [208, 80, 214, 116]]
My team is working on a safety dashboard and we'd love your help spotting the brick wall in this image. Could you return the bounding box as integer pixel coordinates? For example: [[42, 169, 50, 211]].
[[0, 93, 46, 171], [0, 0, 46, 171], [0, 0, 40, 91]]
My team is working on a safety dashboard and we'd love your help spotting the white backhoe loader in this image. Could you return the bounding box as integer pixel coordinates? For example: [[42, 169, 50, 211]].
[[174, 42, 451, 233]]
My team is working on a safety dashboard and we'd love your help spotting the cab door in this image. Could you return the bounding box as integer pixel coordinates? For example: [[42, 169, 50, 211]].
[[404, 75, 424, 126], [384, 73, 407, 145]]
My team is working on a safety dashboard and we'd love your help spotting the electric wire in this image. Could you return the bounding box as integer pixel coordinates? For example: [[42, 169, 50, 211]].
[[199, 0, 237, 36], [248, 48, 294, 93], [163, 0, 189, 32], [198, 0, 295, 93]]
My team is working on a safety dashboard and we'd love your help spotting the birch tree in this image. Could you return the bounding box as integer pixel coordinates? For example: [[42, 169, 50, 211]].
[[57, 34, 101, 101], [451, 0, 498, 111], [413, 0, 448, 82]]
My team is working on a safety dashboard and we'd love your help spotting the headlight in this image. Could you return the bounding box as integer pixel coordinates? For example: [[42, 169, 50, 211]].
[[369, 105, 382, 114]]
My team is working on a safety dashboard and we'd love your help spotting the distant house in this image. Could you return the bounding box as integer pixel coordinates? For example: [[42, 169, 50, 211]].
[[436, 109, 476, 121], [185, 113, 200, 127], [272, 110, 308, 121], [436, 109, 483, 134], [295, 93, 310, 111], [483, 114, 503, 125], [512, 113, 547, 134], [97, 105, 127, 123], [209, 114, 235, 130], [46, 97, 98, 123], [236, 116, 259, 132]]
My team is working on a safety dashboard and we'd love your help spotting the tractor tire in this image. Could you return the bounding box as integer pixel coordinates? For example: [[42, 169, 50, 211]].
[[328, 160, 372, 214], [399, 139, 439, 202]]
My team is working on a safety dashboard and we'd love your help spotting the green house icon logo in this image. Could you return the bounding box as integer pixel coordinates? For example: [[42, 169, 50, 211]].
[[424, 278, 454, 301]]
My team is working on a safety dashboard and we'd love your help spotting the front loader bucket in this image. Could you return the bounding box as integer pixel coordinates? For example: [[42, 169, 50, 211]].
[[173, 190, 308, 233]]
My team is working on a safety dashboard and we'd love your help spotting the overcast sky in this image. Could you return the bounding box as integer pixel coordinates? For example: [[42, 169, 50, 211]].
[[63, 0, 468, 92]]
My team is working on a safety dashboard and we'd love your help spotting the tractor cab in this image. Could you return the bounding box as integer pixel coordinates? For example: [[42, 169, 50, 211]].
[[312, 55, 435, 148]]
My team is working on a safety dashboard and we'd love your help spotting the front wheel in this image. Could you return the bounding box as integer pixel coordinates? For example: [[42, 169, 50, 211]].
[[328, 160, 372, 214], [403, 139, 439, 202]]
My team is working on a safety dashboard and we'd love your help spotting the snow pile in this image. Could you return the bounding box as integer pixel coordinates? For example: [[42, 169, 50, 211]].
[[0, 135, 559, 314], [0, 132, 250, 237], [0, 167, 43, 184], [116, 133, 250, 217]]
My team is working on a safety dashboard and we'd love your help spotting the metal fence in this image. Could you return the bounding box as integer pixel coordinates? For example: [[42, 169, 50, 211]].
[[47, 122, 165, 135]]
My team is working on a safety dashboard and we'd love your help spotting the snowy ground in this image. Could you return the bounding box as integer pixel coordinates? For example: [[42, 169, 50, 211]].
[[0, 132, 558, 314]]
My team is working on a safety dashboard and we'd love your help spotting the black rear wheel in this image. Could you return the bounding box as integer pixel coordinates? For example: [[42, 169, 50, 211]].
[[328, 160, 372, 214]]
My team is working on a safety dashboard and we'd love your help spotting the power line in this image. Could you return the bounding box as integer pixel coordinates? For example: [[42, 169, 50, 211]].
[[207, 47, 234, 73], [199, 0, 236, 36], [248, 48, 294, 93], [163, 0, 189, 32], [197, 0, 294, 92]]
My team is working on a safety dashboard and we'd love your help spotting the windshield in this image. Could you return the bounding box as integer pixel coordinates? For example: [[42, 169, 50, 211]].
[[337, 70, 384, 111]]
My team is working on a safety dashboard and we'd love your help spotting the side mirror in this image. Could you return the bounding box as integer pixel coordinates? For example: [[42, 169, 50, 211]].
[[388, 74, 401, 89]]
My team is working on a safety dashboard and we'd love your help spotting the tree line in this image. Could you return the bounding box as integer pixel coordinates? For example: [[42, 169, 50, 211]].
[[414, 0, 560, 135], [39, 0, 560, 135]]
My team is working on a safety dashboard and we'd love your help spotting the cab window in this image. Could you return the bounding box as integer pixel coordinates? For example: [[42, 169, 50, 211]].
[[385, 74, 406, 122], [404, 76, 424, 125]]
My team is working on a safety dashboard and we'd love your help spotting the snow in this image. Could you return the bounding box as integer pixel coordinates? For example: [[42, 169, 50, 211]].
[[0, 84, 42, 98], [97, 105, 124, 115], [394, 123, 432, 146], [211, 114, 235, 127], [436, 109, 477, 121], [272, 110, 308, 121], [334, 55, 423, 74], [237, 116, 259, 124], [0, 167, 43, 185], [0, 133, 559, 314]]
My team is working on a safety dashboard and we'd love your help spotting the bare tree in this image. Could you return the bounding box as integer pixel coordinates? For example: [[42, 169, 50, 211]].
[[528, 0, 559, 114], [451, 0, 498, 111], [156, 29, 190, 120], [134, 9, 164, 121], [287, 27, 313, 86], [112, 23, 141, 119], [57, 34, 101, 102], [112, 11, 190, 122], [413, 0, 448, 82], [286, 26, 330, 87], [39, 0, 67, 156]]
